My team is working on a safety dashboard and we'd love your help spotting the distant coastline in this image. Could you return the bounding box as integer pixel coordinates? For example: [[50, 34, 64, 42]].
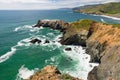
[[73, 2, 120, 21]]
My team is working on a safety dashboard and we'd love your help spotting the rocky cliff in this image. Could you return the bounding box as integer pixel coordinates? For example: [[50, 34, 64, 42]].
[[86, 22, 120, 80], [61, 20, 120, 80], [29, 65, 80, 80], [33, 19, 120, 80]]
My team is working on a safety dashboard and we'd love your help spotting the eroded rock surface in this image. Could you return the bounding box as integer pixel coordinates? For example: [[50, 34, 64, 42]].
[[34, 20, 69, 32], [29, 65, 81, 80], [86, 23, 120, 80]]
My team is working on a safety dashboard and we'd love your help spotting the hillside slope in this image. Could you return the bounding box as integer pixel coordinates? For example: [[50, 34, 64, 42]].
[[73, 2, 120, 18]]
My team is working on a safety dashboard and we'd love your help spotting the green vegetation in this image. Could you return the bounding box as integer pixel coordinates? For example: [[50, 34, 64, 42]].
[[70, 19, 120, 31], [61, 74, 78, 80], [73, 2, 120, 17], [104, 23, 120, 28], [70, 19, 96, 30], [108, 53, 115, 61], [111, 24, 120, 28]]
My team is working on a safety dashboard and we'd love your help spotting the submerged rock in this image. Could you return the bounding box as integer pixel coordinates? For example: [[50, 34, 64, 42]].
[[44, 40, 50, 44], [30, 38, 42, 44], [29, 65, 81, 80], [65, 47, 72, 51]]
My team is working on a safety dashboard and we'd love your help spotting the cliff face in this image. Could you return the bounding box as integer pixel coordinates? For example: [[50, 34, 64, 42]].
[[61, 20, 93, 46], [61, 20, 120, 80], [86, 23, 120, 80], [29, 65, 80, 80]]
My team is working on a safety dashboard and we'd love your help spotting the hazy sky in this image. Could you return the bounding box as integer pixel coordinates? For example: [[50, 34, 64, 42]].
[[0, 0, 120, 10]]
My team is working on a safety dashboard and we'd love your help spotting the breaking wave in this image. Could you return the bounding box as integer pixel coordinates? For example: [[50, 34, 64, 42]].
[[16, 65, 38, 80]]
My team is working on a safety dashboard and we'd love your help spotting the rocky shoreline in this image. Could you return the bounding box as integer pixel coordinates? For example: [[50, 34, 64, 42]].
[[29, 19, 120, 80]]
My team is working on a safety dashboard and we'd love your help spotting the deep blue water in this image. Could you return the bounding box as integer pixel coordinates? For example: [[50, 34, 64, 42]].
[[0, 9, 120, 80]]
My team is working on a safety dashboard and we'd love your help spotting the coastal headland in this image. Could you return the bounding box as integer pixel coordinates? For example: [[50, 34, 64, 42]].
[[29, 19, 120, 80]]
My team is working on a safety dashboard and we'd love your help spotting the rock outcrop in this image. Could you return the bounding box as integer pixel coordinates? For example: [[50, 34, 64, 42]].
[[34, 20, 69, 32], [61, 20, 93, 46], [65, 47, 72, 51], [30, 38, 42, 44], [29, 65, 81, 80], [59, 20, 120, 80]]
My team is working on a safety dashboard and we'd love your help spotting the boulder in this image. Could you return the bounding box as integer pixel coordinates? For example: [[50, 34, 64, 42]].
[[30, 38, 42, 44], [44, 40, 50, 44], [65, 47, 72, 51]]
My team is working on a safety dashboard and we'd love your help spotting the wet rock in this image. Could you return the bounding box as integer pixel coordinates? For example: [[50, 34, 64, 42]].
[[44, 40, 50, 44], [30, 38, 42, 44], [52, 41, 55, 43], [65, 47, 72, 51], [85, 57, 88, 59]]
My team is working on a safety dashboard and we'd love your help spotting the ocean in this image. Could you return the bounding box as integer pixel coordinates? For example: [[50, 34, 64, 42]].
[[0, 9, 120, 80]]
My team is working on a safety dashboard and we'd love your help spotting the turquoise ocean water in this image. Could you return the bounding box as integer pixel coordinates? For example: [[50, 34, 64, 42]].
[[0, 9, 120, 80]]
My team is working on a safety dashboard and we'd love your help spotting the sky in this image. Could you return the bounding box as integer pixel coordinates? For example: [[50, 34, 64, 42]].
[[0, 0, 120, 10]]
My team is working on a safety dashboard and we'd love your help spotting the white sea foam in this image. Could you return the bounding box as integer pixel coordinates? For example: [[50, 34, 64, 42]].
[[62, 46, 99, 80], [14, 25, 32, 32], [100, 15, 120, 21], [43, 19, 59, 21], [92, 14, 120, 21], [0, 47, 16, 63], [0, 37, 32, 63], [14, 24, 43, 34], [30, 27, 43, 32], [100, 18, 106, 23], [16, 65, 38, 80], [38, 33, 62, 48]]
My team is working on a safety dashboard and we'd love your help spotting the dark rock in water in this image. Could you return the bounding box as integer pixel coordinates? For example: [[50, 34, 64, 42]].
[[89, 64, 93, 67], [65, 47, 72, 51], [34, 20, 69, 31], [52, 41, 55, 43], [44, 40, 50, 44], [30, 38, 42, 44], [85, 57, 88, 59]]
